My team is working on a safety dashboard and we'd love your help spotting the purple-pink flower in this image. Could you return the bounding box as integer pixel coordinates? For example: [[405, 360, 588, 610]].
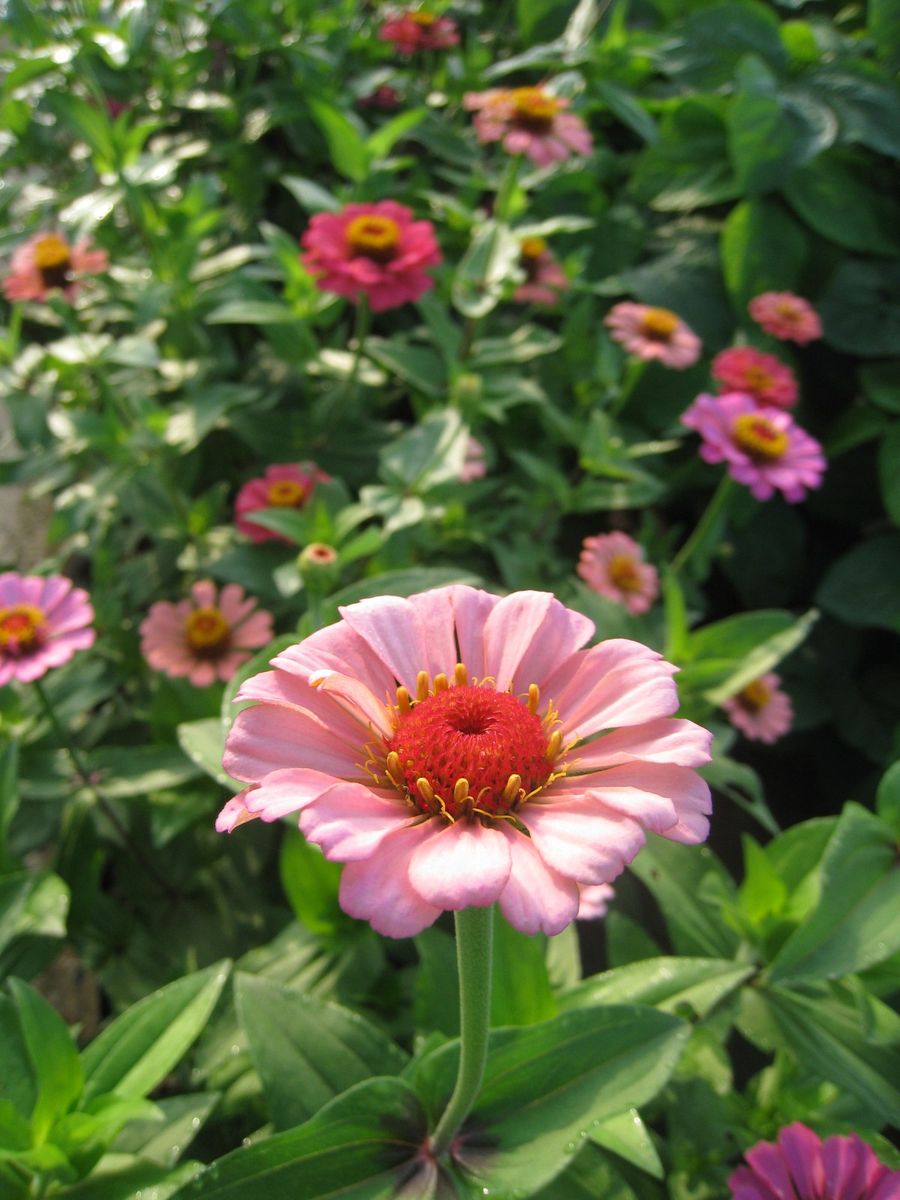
[[748, 292, 822, 345], [464, 86, 592, 167], [681, 392, 826, 503], [3, 231, 108, 303], [729, 1123, 900, 1200], [514, 237, 569, 306], [378, 10, 459, 55], [300, 201, 442, 312], [577, 533, 659, 616], [723, 673, 793, 744], [0, 573, 95, 686], [712, 346, 798, 410], [604, 302, 702, 369], [235, 463, 330, 544], [140, 581, 274, 688], [216, 585, 712, 939]]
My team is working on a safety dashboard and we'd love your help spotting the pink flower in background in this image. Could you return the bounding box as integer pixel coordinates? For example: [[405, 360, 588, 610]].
[[301, 201, 441, 312], [217, 585, 712, 939], [378, 10, 459, 55], [141, 581, 273, 688], [235, 463, 330, 544], [0, 573, 95, 686], [464, 86, 592, 167], [712, 346, 798, 409], [577, 883, 614, 920], [359, 84, 402, 111], [681, 392, 826, 502], [729, 1123, 900, 1200], [2, 232, 108, 302], [577, 532, 659, 616], [459, 436, 487, 483], [748, 292, 822, 344], [514, 237, 569, 306], [605, 302, 702, 369], [723, 673, 793, 744]]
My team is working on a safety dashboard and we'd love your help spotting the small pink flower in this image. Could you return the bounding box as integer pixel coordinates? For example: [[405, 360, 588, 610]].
[[577, 533, 659, 616], [748, 292, 822, 344], [0, 573, 95, 686], [301, 201, 442, 312], [235, 463, 330, 544], [723, 673, 793, 744], [729, 1123, 900, 1200], [514, 237, 569, 306], [463, 86, 592, 167], [140, 581, 274, 688], [359, 84, 402, 111], [378, 10, 459, 55], [712, 346, 798, 409], [216, 585, 712, 939], [681, 392, 826, 503], [3, 231, 108, 303], [604, 302, 702, 369], [577, 883, 614, 920], [459, 436, 487, 483]]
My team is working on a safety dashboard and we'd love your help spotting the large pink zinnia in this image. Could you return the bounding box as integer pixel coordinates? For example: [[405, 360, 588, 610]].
[[604, 302, 702, 369], [140, 581, 274, 688], [712, 346, 798, 409], [577, 532, 659, 615], [748, 292, 822, 344], [378, 10, 459, 55], [723, 673, 793, 744], [681, 392, 826, 503], [729, 1123, 900, 1200], [300, 201, 442, 312], [2, 231, 108, 302], [0, 573, 95, 686], [464, 86, 593, 167], [216, 586, 712, 938], [235, 463, 330, 544]]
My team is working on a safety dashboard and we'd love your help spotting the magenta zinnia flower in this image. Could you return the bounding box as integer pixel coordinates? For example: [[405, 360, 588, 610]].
[[140, 581, 274, 688], [681, 392, 826, 503], [729, 1123, 900, 1200], [723, 673, 793, 744], [378, 10, 459, 55], [514, 237, 569, 306], [712, 346, 798, 410], [216, 586, 712, 938], [604, 302, 702, 369], [235, 463, 330, 544], [0, 573, 95, 686], [464, 86, 592, 167], [300, 201, 442, 312], [748, 292, 822, 344], [2, 232, 108, 303], [577, 533, 659, 616]]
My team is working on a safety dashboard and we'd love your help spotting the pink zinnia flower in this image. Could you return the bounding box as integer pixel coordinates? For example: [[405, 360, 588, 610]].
[[712, 346, 798, 410], [729, 1123, 900, 1200], [681, 392, 826, 503], [216, 586, 712, 939], [140, 581, 274, 688], [723, 673, 793, 744], [378, 10, 459, 55], [300, 201, 442, 313], [604, 302, 702, 369], [235, 463, 330, 544], [459, 436, 487, 483], [3, 231, 108, 303], [0, 573, 95, 686], [748, 292, 822, 344], [577, 533, 659, 616], [463, 86, 593, 167], [514, 237, 569, 306]]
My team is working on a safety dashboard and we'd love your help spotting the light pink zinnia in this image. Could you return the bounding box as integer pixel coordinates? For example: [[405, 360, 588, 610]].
[[577, 533, 659, 616], [463, 86, 593, 167], [604, 302, 702, 369], [459, 436, 487, 483], [378, 10, 459, 55], [235, 463, 330, 544], [216, 585, 712, 939], [729, 1123, 900, 1200], [748, 292, 822, 344], [681, 392, 826, 503], [2, 231, 108, 303], [140, 581, 274, 688], [300, 201, 441, 312], [723, 673, 793, 744], [514, 237, 569, 306], [0, 573, 95, 687], [712, 346, 798, 410]]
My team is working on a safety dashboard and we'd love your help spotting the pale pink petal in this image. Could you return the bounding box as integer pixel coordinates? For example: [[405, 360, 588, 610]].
[[482, 591, 594, 692], [338, 592, 457, 691], [449, 586, 503, 679], [300, 784, 410, 860], [308, 670, 394, 739], [573, 719, 712, 770], [498, 829, 580, 935], [523, 796, 645, 884], [237, 669, 377, 751], [577, 882, 614, 919], [215, 791, 259, 832], [339, 824, 443, 938], [407, 820, 511, 910], [190, 580, 217, 609], [274, 619, 397, 700], [223, 703, 367, 782], [558, 762, 710, 836]]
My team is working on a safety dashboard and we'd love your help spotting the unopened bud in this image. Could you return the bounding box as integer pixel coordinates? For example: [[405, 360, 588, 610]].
[[297, 542, 339, 593]]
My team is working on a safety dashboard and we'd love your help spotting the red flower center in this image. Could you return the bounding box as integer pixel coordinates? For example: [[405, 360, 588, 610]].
[[608, 554, 642, 593], [738, 679, 771, 712], [732, 413, 789, 462], [345, 215, 401, 263], [0, 604, 46, 656], [266, 478, 306, 507], [184, 606, 231, 657], [511, 87, 561, 133], [640, 308, 679, 341], [33, 234, 72, 290]]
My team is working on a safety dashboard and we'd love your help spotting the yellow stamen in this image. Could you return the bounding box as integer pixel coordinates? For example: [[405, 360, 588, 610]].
[[454, 662, 468, 688], [739, 679, 771, 711], [184, 606, 230, 652], [501, 774, 522, 805], [266, 478, 306, 507], [608, 554, 643, 593], [433, 672, 449, 692], [32, 234, 71, 270], [732, 413, 789, 461], [0, 604, 46, 650], [453, 778, 470, 806], [527, 683, 540, 714], [640, 307, 679, 339], [520, 237, 547, 261], [345, 214, 401, 262], [416, 777, 435, 803], [396, 686, 411, 713], [416, 670, 430, 703], [546, 730, 562, 760], [386, 751, 405, 786], [511, 87, 562, 127]]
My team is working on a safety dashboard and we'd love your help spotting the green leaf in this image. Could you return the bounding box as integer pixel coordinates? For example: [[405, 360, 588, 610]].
[[379, 408, 468, 492], [490, 908, 557, 1026], [204, 301, 299, 325], [279, 827, 351, 941], [176, 720, 240, 790], [878, 423, 900, 525], [591, 1108, 663, 1178], [816, 534, 900, 631], [114, 1093, 219, 1167], [366, 107, 427, 160], [0, 741, 19, 871], [364, 337, 446, 398], [451, 220, 520, 319], [818, 258, 900, 357], [84, 746, 201, 799], [631, 97, 738, 211], [44, 1155, 199, 1199], [784, 151, 900, 255], [8, 979, 82, 1141], [664, 1, 787, 89], [81, 962, 231, 1102], [531, 1141, 640, 1199], [280, 175, 341, 213], [876, 761, 900, 838], [628, 839, 739, 958], [0, 992, 37, 1124], [720, 198, 809, 311], [738, 836, 787, 926], [862, 363, 900, 415], [308, 99, 369, 183], [703, 609, 818, 705], [0, 870, 69, 979], [557, 958, 752, 1020]]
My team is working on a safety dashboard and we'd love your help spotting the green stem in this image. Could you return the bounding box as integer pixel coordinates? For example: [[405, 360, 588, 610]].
[[671, 473, 735, 576], [430, 905, 494, 1159], [607, 356, 647, 419], [493, 154, 523, 223], [346, 295, 371, 400], [2, 303, 23, 365]]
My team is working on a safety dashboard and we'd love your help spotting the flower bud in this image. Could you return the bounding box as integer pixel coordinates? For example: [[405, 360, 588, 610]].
[[297, 543, 340, 594]]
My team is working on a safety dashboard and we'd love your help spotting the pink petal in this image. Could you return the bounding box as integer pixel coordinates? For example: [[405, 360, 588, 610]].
[[744, 1142, 800, 1200], [498, 829, 580, 935], [223, 703, 366, 782], [273, 619, 397, 700], [523, 796, 645, 884], [237, 669, 377, 751], [482, 591, 594, 692], [577, 882, 614, 920], [572, 718, 713, 770], [308, 669, 394, 739], [546, 641, 679, 737], [407, 820, 511, 910], [339, 824, 443, 938], [777, 1125, 824, 1198], [216, 791, 259, 832], [338, 591, 457, 691], [449, 586, 502, 679], [243, 767, 353, 822], [559, 762, 709, 836], [300, 784, 410, 860]]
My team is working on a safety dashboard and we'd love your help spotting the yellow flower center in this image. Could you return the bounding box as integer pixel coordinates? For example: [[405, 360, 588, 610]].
[[409, 10, 437, 24], [640, 308, 679, 340], [738, 679, 771, 712], [732, 413, 789, 461], [266, 479, 306, 507], [345, 215, 401, 263], [0, 604, 46, 655], [743, 365, 774, 392], [608, 554, 642, 593], [184, 607, 231, 655], [32, 234, 71, 269], [520, 237, 547, 261], [511, 87, 562, 131]]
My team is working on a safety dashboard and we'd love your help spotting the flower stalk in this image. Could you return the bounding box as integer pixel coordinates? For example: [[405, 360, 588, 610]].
[[671, 473, 735, 576]]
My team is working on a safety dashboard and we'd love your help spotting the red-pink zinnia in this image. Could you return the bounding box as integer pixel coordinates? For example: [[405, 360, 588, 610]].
[[140, 581, 274, 688], [216, 585, 712, 939], [300, 201, 442, 312], [378, 10, 459, 55], [0, 573, 95, 686], [748, 292, 822, 344], [464, 86, 592, 167], [712, 346, 798, 410], [235, 463, 330, 544], [514, 237, 569, 306], [3, 231, 108, 303], [723, 673, 793, 744], [604, 302, 702, 369], [577, 533, 659, 616]]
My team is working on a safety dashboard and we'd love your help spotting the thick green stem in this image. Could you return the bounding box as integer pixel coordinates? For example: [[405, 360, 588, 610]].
[[671, 473, 735, 576], [430, 905, 494, 1158]]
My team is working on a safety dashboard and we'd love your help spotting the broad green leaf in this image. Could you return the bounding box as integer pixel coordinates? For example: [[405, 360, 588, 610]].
[[0, 993, 37, 1123], [738, 836, 787, 925], [308, 99, 369, 183], [818, 258, 900, 357], [364, 337, 446, 398], [784, 150, 900, 255], [703, 609, 817, 705], [114, 1093, 219, 1167], [176, 720, 240, 790], [663, 1, 787, 89], [366, 107, 427, 159], [532, 1141, 640, 1199], [204, 300, 299, 325], [8, 979, 82, 1142], [720, 198, 808, 311], [878, 423, 900, 525], [46, 1155, 199, 1199], [558, 958, 752, 1019], [876, 760, 900, 838], [630, 98, 738, 211], [451, 220, 520, 319], [379, 408, 468, 493], [414, 928, 460, 1038], [816, 534, 900, 631], [591, 1109, 663, 1178], [279, 827, 350, 941], [0, 740, 19, 871], [864, 363, 900, 414], [83, 746, 200, 799], [490, 908, 556, 1026], [628, 839, 739, 958], [686, 610, 795, 662], [0, 870, 69, 979]]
